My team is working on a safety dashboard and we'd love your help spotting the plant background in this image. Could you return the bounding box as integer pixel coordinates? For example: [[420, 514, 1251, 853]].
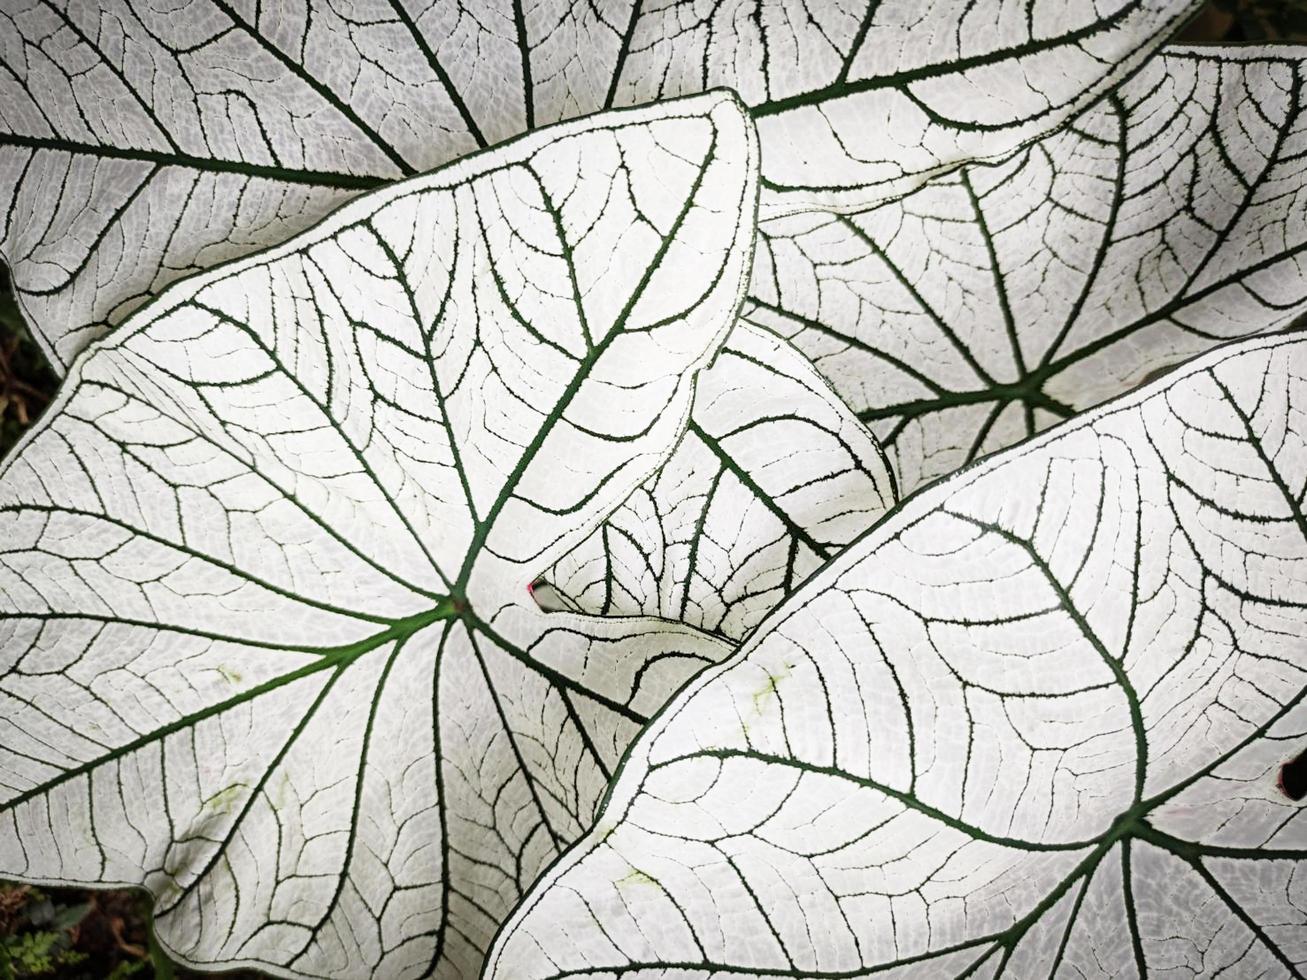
[[0, 0, 1302, 975]]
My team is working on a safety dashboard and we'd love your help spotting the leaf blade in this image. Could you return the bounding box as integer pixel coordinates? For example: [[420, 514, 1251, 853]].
[[0, 91, 757, 978], [486, 330, 1307, 979], [751, 46, 1307, 492]]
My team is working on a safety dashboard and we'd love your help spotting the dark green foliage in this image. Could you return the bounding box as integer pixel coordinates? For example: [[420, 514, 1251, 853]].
[[1216, 0, 1307, 37], [0, 267, 57, 459]]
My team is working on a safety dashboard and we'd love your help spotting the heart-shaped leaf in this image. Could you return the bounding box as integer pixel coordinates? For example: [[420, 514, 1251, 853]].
[[751, 47, 1307, 492], [0, 0, 1198, 370], [488, 330, 1307, 978], [545, 320, 896, 640], [0, 91, 757, 978]]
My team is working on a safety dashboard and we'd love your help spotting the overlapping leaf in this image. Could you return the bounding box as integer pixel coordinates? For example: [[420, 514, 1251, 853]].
[[0, 0, 1199, 369], [752, 46, 1307, 492], [544, 321, 896, 640], [488, 330, 1307, 979], [0, 92, 758, 978]]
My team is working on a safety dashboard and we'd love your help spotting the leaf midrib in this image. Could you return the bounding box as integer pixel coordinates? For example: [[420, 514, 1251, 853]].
[[453, 120, 727, 594]]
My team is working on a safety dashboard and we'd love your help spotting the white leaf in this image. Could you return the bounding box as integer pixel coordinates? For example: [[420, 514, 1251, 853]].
[[488, 329, 1307, 979], [750, 47, 1307, 492], [545, 321, 896, 640], [0, 0, 1198, 370], [749, 0, 1202, 216], [0, 91, 757, 978]]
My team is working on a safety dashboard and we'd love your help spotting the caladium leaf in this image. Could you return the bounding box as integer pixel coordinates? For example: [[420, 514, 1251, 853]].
[[0, 0, 1199, 371], [544, 321, 896, 641], [487, 329, 1307, 979], [748, 0, 1202, 216], [751, 47, 1307, 493], [0, 92, 757, 978]]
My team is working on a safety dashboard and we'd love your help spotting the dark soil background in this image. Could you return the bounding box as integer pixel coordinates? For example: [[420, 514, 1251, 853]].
[[0, 264, 57, 461], [0, 2, 1303, 976]]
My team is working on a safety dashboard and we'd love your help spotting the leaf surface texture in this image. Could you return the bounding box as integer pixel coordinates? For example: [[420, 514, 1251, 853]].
[[490, 330, 1307, 980], [0, 92, 757, 978]]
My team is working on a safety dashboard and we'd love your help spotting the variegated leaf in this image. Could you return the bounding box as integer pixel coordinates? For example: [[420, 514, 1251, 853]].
[[0, 92, 756, 979], [751, 47, 1307, 492], [0, 0, 1198, 369], [489, 329, 1307, 980]]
